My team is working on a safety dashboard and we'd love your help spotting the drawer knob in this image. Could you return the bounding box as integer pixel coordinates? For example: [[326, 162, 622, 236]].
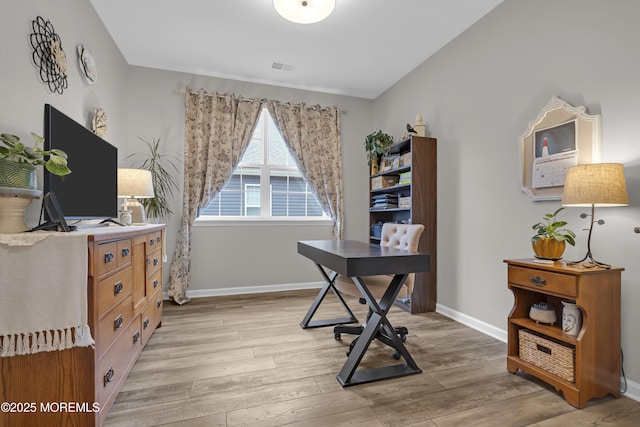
[[122, 247, 130, 257], [143, 317, 150, 329], [149, 239, 154, 246], [104, 367, 114, 386], [157, 299, 162, 309], [114, 314, 123, 330], [133, 330, 141, 344], [529, 275, 547, 286], [104, 252, 114, 263], [156, 236, 161, 244], [153, 279, 159, 289], [114, 281, 124, 295], [153, 257, 159, 266]]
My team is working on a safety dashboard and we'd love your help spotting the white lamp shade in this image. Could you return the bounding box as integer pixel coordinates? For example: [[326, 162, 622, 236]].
[[117, 168, 154, 199], [273, 0, 335, 24], [562, 163, 629, 207]]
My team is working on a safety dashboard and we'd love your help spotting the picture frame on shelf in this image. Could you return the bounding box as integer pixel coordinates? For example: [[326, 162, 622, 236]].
[[380, 154, 400, 172]]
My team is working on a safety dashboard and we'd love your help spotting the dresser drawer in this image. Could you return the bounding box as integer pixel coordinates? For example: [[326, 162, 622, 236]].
[[96, 295, 133, 357], [98, 314, 142, 406], [141, 290, 163, 346], [146, 268, 162, 297], [96, 239, 132, 278], [146, 231, 163, 253], [146, 247, 162, 277], [508, 266, 577, 298], [97, 267, 132, 319]]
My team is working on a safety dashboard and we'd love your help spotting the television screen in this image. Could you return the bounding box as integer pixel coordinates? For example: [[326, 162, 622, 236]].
[[43, 104, 118, 220]]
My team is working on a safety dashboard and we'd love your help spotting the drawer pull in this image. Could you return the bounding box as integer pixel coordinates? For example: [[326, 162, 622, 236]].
[[104, 252, 114, 263], [157, 236, 161, 244], [143, 317, 150, 329], [114, 281, 124, 295], [114, 314, 123, 330], [149, 239, 155, 246], [133, 330, 141, 344], [153, 279, 159, 289], [122, 247, 130, 257], [157, 299, 162, 309], [153, 257, 159, 266], [529, 275, 547, 286], [104, 367, 114, 386]]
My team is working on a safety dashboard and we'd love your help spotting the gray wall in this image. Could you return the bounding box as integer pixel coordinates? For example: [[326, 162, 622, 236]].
[[374, 0, 640, 392]]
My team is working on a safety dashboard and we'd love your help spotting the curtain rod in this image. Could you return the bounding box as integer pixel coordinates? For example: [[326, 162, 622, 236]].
[[175, 87, 346, 113]]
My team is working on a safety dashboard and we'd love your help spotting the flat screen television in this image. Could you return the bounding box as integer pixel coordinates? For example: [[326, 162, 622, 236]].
[[43, 104, 118, 221]]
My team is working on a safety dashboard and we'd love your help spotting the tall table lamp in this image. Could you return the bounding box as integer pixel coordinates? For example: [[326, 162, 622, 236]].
[[117, 168, 154, 224], [561, 163, 628, 268]]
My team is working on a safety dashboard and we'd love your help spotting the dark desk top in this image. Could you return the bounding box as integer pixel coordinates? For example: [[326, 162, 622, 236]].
[[298, 240, 430, 277]]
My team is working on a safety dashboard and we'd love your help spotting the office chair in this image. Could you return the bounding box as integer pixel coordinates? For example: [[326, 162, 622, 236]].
[[333, 223, 425, 359]]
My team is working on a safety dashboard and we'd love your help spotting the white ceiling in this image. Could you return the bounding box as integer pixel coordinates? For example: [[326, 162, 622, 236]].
[[90, 0, 503, 99]]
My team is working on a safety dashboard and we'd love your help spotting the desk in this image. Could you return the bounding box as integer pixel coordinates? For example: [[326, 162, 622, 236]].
[[298, 239, 430, 386]]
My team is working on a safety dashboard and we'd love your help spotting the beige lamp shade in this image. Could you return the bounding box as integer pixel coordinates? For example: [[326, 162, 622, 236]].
[[273, 0, 335, 24], [117, 168, 154, 199], [562, 163, 628, 207], [117, 168, 154, 224]]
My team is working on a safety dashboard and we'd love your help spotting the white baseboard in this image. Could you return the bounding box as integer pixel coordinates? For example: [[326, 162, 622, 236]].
[[163, 281, 324, 300], [436, 303, 640, 403]]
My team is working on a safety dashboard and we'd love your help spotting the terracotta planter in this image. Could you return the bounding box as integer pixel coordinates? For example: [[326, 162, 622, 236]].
[[532, 238, 566, 260]]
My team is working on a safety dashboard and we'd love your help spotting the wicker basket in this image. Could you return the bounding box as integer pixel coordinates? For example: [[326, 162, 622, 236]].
[[371, 175, 399, 190], [398, 196, 411, 208], [519, 329, 575, 382]]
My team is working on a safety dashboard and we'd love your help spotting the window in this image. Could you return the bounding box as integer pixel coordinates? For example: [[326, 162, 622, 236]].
[[199, 108, 327, 219]]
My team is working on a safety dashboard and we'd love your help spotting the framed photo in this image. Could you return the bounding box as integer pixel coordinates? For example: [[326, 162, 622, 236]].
[[520, 96, 601, 201], [380, 156, 394, 172]]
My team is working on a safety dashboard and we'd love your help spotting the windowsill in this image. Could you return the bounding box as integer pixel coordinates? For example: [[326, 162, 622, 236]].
[[194, 217, 334, 227]]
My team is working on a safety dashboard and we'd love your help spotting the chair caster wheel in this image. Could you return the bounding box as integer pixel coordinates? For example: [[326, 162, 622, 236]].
[[393, 350, 401, 360]]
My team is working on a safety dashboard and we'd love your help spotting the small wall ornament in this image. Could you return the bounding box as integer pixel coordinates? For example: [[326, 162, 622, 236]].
[[29, 16, 68, 94], [92, 108, 107, 139], [77, 44, 98, 85]]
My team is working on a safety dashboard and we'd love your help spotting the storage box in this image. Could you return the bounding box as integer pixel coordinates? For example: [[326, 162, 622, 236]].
[[519, 329, 575, 382], [371, 175, 399, 190], [398, 196, 411, 208], [399, 152, 411, 168]]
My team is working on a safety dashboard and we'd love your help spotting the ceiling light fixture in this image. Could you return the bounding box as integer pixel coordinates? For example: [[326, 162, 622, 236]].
[[273, 0, 336, 24]]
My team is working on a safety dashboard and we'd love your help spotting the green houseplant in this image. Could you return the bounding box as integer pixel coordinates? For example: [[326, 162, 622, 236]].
[[127, 137, 180, 220], [531, 207, 576, 260], [364, 130, 394, 162], [0, 132, 71, 189]]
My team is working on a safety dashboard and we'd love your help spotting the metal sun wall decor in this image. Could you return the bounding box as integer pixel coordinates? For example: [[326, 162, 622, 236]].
[[29, 16, 68, 94]]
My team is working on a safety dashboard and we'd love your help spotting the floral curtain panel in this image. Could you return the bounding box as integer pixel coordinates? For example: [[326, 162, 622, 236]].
[[267, 101, 344, 239], [167, 88, 262, 305]]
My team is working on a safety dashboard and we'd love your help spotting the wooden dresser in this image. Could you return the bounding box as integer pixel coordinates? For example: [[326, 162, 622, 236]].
[[0, 225, 164, 427]]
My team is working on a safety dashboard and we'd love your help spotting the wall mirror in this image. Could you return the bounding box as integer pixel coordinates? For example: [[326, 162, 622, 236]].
[[520, 96, 601, 201]]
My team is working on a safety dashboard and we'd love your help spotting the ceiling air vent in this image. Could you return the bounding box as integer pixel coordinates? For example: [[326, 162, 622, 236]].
[[272, 62, 293, 71]]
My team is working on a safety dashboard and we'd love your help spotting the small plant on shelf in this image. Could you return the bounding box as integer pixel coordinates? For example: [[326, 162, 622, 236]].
[[364, 130, 394, 162], [531, 207, 576, 259]]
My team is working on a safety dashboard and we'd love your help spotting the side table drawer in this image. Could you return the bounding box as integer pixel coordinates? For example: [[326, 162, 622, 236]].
[[508, 266, 577, 298], [97, 267, 132, 319]]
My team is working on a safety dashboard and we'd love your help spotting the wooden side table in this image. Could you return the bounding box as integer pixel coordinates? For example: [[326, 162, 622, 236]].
[[504, 259, 622, 408]]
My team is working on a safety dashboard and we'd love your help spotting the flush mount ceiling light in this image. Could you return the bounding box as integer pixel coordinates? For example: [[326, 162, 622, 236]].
[[273, 0, 335, 24]]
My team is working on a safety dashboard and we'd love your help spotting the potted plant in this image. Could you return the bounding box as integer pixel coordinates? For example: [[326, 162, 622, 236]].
[[0, 132, 71, 189], [531, 207, 576, 260], [364, 130, 394, 175], [127, 137, 180, 220]]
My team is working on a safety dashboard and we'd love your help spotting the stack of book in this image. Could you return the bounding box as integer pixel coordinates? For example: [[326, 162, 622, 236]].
[[371, 194, 398, 209], [399, 171, 411, 185]]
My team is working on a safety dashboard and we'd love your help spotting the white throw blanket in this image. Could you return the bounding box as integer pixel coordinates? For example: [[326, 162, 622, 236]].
[[0, 232, 95, 357]]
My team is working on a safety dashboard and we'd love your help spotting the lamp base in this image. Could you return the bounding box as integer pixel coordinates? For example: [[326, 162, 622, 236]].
[[567, 251, 611, 269], [121, 199, 146, 224]]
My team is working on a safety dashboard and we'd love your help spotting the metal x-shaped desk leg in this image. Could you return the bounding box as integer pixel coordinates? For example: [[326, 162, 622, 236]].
[[336, 273, 422, 386], [300, 263, 359, 329]]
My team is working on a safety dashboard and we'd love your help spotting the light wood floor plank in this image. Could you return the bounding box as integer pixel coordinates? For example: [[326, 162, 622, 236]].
[[103, 290, 640, 426]]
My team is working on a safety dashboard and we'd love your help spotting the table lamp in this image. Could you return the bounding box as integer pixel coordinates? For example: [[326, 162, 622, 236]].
[[117, 168, 154, 224], [561, 163, 628, 268]]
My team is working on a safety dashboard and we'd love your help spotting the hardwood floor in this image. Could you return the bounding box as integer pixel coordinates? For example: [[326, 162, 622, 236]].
[[104, 290, 640, 426]]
